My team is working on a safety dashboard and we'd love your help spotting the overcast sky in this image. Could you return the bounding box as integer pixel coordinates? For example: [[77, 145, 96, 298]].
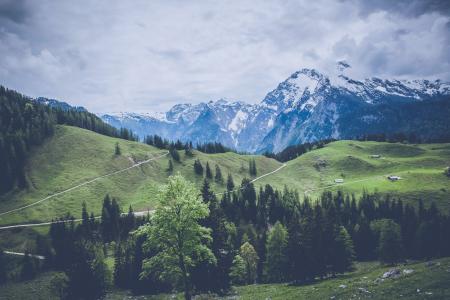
[[0, 0, 449, 113]]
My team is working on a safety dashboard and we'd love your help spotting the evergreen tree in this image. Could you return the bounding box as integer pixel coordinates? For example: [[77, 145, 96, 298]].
[[249, 159, 257, 176], [374, 219, 403, 265], [229, 255, 246, 285], [167, 159, 174, 173], [332, 226, 355, 273], [226, 173, 235, 191], [115, 142, 121, 155], [194, 159, 203, 176], [206, 162, 213, 179], [20, 251, 37, 281], [215, 164, 223, 183], [264, 222, 289, 282], [169, 147, 180, 162], [0, 248, 7, 284]]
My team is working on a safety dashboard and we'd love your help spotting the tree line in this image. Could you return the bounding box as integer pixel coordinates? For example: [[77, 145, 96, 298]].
[[3, 176, 449, 299], [144, 134, 235, 154], [0, 86, 138, 195]]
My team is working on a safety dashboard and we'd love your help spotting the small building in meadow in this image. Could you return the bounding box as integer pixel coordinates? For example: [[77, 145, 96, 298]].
[[370, 154, 381, 158], [334, 178, 344, 183], [387, 175, 401, 181]]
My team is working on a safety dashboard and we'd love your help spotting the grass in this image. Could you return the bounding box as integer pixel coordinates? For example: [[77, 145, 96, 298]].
[[235, 257, 450, 300], [1, 126, 449, 228], [0, 125, 282, 226], [2, 257, 449, 299]]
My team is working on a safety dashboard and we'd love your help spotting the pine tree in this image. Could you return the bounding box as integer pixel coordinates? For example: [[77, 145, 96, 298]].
[[226, 173, 235, 191], [0, 248, 7, 284], [215, 165, 223, 183], [332, 226, 355, 273], [194, 159, 203, 176], [169, 147, 180, 162], [20, 251, 37, 281], [229, 255, 246, 285], [115, 142, 121, 155], [206, 162, 213, 179], [168, 159, 174, 173]]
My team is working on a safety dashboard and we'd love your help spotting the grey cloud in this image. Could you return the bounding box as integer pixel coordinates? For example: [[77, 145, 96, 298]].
[[0, 0, 29, 24], [352, 0, 450, 17], [0, 0, 449, 113]]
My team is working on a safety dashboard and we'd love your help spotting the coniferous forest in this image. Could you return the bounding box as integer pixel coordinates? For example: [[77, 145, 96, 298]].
[[10, 177, 446, 299]]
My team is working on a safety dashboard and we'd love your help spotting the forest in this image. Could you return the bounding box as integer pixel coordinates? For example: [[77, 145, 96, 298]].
[[2, 172, 449, 299]]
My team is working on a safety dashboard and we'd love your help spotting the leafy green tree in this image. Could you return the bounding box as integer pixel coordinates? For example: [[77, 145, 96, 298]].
[[264, 222, 289, 282], [137, 174, 216, 300], [226, 173, 235, 191], [229, 255, 246, 285], [115, 142, 121, 155], [215, 164, 223, 183], [239, 242, 258, 284]]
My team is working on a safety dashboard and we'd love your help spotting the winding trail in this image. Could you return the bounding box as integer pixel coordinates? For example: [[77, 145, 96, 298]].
[[0, 152, 169, 217], [0, 162, 288, 230], [3, 251, 45, 260], [303, 172, 398, 195]]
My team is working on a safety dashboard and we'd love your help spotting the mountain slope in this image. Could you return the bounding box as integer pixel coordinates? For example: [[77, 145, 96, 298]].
[[0, 125, 281, 225], [0, 125, 449, 227], [101, 63, 450, 153]]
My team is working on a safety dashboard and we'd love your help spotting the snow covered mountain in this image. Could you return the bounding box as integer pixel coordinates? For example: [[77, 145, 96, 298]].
[[101, 62, 450, 153]]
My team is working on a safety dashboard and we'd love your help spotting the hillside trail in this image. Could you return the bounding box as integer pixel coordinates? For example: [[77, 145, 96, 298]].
[[0, 152, 169, 217], [0, 162, 288, 230]]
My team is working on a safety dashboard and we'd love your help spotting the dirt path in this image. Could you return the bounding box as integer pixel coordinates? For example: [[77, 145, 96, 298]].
[[0, 162, 288, 230], [3, 251, 45, 260], [0, 152, 169, 217]]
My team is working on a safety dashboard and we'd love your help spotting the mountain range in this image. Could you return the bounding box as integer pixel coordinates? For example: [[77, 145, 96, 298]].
[[98, 62, 450, 153]]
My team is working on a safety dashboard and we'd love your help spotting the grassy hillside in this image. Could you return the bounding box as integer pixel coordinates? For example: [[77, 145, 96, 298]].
[[259, 141, 450, 210], [1, 258, 449, 300], [0, 125, 449, 226], [0, 125, 281, 225]]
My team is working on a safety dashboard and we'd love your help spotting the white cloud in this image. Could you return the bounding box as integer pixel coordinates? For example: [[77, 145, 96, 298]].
[[0, 0, 449, 113]]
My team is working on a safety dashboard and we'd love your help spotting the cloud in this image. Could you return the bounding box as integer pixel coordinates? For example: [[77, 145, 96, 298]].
[[0, 0, 449, 113]]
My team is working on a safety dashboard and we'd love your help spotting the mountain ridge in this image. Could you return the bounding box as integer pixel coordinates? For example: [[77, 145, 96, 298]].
[[100, 63, 450, 152]]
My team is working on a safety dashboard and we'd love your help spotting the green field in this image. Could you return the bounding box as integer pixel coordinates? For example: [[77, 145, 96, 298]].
[[1, 125, 449, 227], [1, 257, 449, 300]]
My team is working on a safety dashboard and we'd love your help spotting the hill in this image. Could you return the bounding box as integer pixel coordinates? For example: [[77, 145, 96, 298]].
[[1, 126, 449, 227], [0, 125, 281, 226]]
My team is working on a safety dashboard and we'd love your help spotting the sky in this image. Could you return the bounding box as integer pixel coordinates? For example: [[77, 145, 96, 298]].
[[0, 0, 449, 113]]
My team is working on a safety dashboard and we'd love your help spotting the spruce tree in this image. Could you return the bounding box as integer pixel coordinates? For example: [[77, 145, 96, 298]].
[[20, 252, 36, 281], [0, 248, 7, 284], [226, 173, 235, 191], [115, 142, 121, 155], [215, 165, 223, 183], [168, 159, 174, 173], [205, 162, 213, 179], [194, 159, 203, 176]]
